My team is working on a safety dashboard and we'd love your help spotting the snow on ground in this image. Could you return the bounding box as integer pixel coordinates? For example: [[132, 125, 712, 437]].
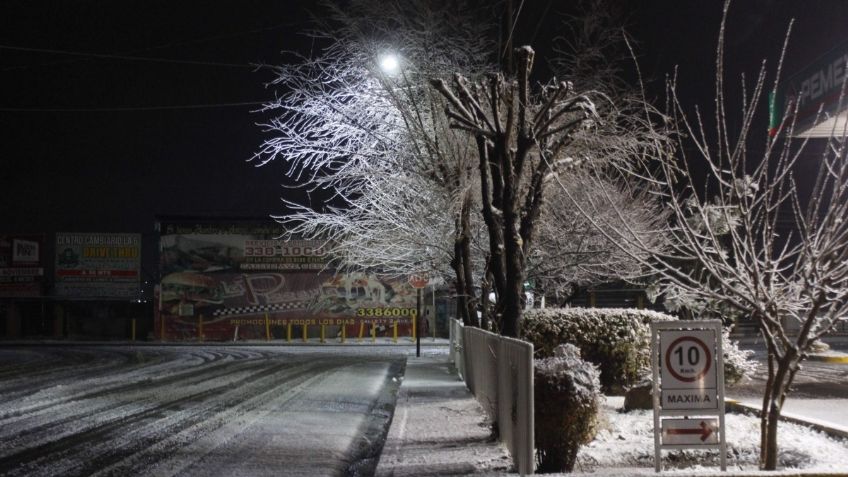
[[0, 345, 410, 476], [573, 396, 848, 474], [376, 355, 512, 476]]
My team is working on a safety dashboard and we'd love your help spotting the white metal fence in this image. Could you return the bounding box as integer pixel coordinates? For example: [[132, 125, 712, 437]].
[[449, 319, 535, 475]]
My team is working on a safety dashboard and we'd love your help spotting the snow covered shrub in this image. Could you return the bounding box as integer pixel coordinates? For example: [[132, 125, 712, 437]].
[[523, 307, 674, 393], [522, 307, 754, 393], [721, 328, 756, 384], [534, 344, 601, 473]]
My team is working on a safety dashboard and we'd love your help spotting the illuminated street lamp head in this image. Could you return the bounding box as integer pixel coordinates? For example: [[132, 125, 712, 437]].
[[379, 53, 399, 74]]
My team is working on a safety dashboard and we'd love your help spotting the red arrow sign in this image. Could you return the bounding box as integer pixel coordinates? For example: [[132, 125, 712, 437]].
[[666, 421, 714, 441]]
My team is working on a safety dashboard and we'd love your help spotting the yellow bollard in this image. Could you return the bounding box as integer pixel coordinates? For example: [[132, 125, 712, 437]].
[[287, 323, 292, 342], [320, 325, 325, 343], [265, 313, 271, 341], [198, 316, 204, 342], [358, 322, 365, 342], [341, 325, 346, 343], [302, 323, 308, 342], [393, 321, 398, 343], [371, 323, 376, 342], [131, 318, 136, 341]]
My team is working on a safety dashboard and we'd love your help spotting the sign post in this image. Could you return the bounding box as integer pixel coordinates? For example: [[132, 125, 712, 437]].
[[408, 273, 429, 358], [651, 320, 727, 472]]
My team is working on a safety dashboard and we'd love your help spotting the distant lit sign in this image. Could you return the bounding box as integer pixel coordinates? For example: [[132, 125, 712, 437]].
[[12, 239, 39, 264], [0, 234, 45, 297], [55, 233, 141, 298], [773, 40, 848, 136]]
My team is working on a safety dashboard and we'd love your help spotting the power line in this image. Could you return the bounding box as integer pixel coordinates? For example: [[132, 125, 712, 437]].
[[0, 101, 267, 112], [0, 45, 253, 69], [2, 21, 294, 72]]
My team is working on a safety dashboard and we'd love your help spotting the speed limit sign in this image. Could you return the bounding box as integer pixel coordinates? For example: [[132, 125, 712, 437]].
[[651, 320, 727, 472], [660, 330, 717, 390]]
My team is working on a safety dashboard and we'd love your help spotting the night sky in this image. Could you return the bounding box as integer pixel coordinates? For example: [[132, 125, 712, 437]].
[[2, 1, 847, 243]]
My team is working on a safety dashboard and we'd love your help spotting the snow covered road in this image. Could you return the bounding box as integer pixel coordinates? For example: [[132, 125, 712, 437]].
[[0, 345, 405, 476]]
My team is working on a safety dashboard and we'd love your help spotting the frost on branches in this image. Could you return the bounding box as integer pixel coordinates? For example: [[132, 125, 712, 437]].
[[574, 1, 848, 469], [255, 1, 667, 332], [252, 1, 493, 316]]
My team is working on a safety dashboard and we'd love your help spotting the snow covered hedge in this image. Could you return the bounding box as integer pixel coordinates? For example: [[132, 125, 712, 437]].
[[522, 307, 754, 393], [534, 344, 601, 473]]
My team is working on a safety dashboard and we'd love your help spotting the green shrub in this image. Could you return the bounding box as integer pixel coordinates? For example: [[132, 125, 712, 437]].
[[534, 344, 601, 473], [522, 307, 754, 394], [523, 307, 673, 394]]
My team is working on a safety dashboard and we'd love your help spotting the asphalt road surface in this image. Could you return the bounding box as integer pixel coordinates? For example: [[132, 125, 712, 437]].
[[0, 345, 405, 477], [728, 338, 848, 399], [726, 337, 848, 429]]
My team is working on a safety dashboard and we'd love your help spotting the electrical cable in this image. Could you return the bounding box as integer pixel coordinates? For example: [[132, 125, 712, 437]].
[[0, 44, 252, 69], [0, 101, 267, 112]]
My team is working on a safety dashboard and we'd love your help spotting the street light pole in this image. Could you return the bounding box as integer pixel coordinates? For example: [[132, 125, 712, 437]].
[[416, 287, 421, 357]]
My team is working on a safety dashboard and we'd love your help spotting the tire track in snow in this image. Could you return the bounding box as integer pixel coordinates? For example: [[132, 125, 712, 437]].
[[0, 356, 323, 476]]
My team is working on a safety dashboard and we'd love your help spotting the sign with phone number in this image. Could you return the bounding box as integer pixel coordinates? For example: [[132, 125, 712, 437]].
[[356, 307, 417, 317]]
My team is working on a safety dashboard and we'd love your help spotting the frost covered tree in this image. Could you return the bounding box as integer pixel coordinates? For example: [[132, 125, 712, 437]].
[[253, 0, 493, 324], [571, 1, 848, 468], [256, 0, 668, 335], [530, 172, 668, 303]]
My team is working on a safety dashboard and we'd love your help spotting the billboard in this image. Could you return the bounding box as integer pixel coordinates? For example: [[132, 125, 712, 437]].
[[158, 222, 418, 340], [55, 233, 141, 298], [0, 234, 46, 297], [772, 40, 848, 137]]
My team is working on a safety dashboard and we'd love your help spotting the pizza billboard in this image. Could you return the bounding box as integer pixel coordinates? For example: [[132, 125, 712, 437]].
[[54, 233, 141, 298], [0, 234, 46, 298], [157, 221, 418, 340]]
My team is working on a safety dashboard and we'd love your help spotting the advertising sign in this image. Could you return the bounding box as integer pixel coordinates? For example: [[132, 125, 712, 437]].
[[0, 234, 46, 297], [157, 221, 418, 340], [773, 40, 848, 136], [55, 233, 141, 298], [650, 320, 727, 472]]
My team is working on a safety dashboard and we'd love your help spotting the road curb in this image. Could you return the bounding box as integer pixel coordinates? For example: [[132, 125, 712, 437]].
[[807, 353, 848, 364], [725, 400, 848, 440]]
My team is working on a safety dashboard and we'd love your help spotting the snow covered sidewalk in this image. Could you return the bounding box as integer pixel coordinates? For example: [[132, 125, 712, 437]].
[[375, 352, 512, 476]]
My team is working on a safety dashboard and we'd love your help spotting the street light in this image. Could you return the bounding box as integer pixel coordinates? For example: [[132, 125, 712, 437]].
[[379, 53, 400, 75]]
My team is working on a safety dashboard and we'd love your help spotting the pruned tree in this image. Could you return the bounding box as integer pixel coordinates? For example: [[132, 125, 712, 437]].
[[431, 47, 601, 337], [566, 1, 848, 468]]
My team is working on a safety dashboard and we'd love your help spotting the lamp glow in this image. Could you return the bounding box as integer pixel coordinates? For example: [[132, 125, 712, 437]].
[[379, 54, 399, 74]]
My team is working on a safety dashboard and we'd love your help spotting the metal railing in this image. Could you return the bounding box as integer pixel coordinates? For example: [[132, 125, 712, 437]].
[[449, 319, 535, 475]]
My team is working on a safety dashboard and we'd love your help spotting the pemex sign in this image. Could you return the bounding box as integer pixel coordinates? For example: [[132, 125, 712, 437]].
[[651, 320, 727, 472]]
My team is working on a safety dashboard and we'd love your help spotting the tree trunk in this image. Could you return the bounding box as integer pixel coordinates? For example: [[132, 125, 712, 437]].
[[760, 349, 797, 470], [451, 193, 477, 326], [499, 229, 526, 337]]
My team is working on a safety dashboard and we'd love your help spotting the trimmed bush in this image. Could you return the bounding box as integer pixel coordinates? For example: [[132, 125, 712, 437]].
[[522, 307, 754, 394], [534, 344, 601, 473], [523, 307, 673, 394]]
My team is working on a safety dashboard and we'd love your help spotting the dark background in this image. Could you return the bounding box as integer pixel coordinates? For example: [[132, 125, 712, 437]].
[[2, 0, 847, 239]]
